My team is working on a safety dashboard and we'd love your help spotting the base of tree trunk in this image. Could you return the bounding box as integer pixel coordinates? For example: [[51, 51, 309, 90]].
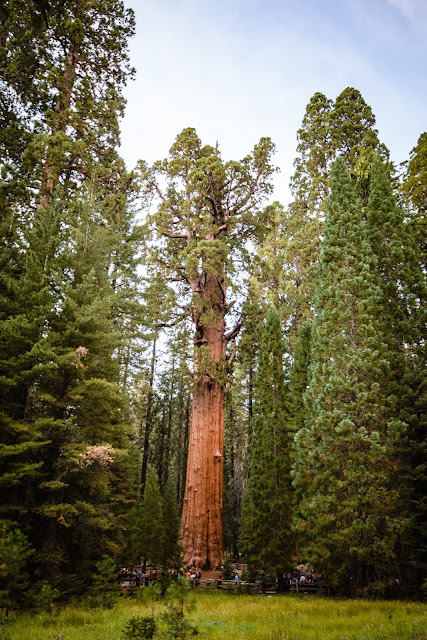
[[180, 315, 226, 570]]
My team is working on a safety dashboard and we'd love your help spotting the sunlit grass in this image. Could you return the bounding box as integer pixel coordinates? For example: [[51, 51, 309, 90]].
[[7, 591, 427, 640]]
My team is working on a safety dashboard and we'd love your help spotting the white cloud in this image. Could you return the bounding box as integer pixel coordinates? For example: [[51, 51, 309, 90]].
[[387, 0, 427, 28], [120, 0, 427, 208]]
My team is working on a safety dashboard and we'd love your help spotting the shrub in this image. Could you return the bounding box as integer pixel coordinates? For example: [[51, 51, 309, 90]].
[[121, 615, 156, 640]]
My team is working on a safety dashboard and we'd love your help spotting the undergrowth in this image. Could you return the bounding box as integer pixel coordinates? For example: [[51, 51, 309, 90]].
[[4, 591, 426, 640]]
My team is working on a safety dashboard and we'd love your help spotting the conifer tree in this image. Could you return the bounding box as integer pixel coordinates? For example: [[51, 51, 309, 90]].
[[329, 87, 388, 204], [223, 359, 252, 558], [281, 88, 388, 347], [138, 269, 176, 495], [0, 1, 139, 584], [136, 467, 164, 570], [0, 0, 135, 209], [292, 157, 406, 595], [368, 154, 427, 592], [290, 92, 333, 216], [288, 322, 311, 445], [0, 180, 142, 580], [141, 128, 276, 569], [238, 282, 266, 442], [162, 474, 182, 570], [367, 154, 424, 352], [241, 307, 293, 587], [401, 132, 427, 270]]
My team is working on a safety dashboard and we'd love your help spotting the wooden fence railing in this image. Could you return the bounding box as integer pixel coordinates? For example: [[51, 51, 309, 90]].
[[119, 576, 328, 596], [188, 579, 327, 595]]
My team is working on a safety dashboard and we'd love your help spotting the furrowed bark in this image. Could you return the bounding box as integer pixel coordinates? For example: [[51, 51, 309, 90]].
[[180, 273, 226, 570], [38, 45, 78, 209]]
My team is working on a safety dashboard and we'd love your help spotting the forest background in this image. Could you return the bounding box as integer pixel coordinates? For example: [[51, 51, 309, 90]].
[[0, 0, 426, 612]]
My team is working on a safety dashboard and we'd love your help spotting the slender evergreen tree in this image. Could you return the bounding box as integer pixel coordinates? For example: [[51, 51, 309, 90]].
[[281, 88, 389, 349], [292, 157, 406, 595], [136, 467, 164, 570], [368, 154, 427, 592], [241, 307, 293, 588], [288, 323, 311, 436], [162, 474, 182, 570], [400, 132, 427, 270], [367, 154, 424, 351]]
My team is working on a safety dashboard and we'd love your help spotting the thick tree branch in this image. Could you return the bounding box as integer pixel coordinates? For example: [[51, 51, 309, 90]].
[[225, 317, 242, 343], [227, 346, 238, 368], [154, 182, 167, 202], [160, 231, 188, 239]]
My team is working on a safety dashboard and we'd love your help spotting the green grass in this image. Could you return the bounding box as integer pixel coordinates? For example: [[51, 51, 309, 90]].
[[6, 591, 427, 640]]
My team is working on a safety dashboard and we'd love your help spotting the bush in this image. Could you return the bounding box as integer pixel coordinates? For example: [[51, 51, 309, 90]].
[[121, 615, 156, 640], [0, 609, 11, 640], [90, 555, 117, 608], [159, 577, 198, 639], [160, 610, 197, 639], [31, 581, 59, 614], [0, 526, 33, 613]]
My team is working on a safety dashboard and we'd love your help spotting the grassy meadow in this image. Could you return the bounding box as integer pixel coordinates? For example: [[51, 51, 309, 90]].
[[5, 591, 427, 640]]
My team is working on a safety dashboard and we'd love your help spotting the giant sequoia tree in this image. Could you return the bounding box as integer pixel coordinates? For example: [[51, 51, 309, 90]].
[[141, 128, 276, 569]]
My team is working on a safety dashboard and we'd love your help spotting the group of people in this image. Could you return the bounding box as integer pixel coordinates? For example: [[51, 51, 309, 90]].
[[282, 571, 316, 586], [118, 567, 154, 586], [185, 569, 202, 581], [119, 565, 317, 590]]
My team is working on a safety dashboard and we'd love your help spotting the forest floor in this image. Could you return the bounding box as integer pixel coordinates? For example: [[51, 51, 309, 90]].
[[5, 590, 427, 640]]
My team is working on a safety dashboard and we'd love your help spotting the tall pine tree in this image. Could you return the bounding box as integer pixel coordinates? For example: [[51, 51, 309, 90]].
[[241, 307, 293, 588], [292, 157, 406, 595]]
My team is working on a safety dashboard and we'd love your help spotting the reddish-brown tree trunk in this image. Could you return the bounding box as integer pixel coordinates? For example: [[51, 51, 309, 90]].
[[180, 274, 226, 570], [38, 47, 78, 210]]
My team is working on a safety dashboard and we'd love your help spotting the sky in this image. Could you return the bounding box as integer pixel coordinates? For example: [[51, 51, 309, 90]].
[[120, 0, 427, 206]]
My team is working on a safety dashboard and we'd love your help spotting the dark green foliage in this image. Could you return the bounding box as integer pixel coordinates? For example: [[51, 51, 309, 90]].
[[160, 610, 196, 640], [135, 467, 164, 569], [367, 154, 425, 351], [397, 361, 427, 591], [0, 526, 33, 613], [292, 157, 406, 595], [366, 154, 427, 592], [0, 189, 140, 580], [31, 581, 59, 614], [288, 322, 311, 439], [160, 577, 197, 640], [162, 475, 182, 570], [400, 132, 427, 269], [122, 615, 156, 640], [223, 366, 249, 559], [90, 555, 118, 609], [223, 284, 265, 556], [0, 0, 140, 595], [282, 88, 389, 348], [221, 555, 234, 580], [241, 307, 293, 578]]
